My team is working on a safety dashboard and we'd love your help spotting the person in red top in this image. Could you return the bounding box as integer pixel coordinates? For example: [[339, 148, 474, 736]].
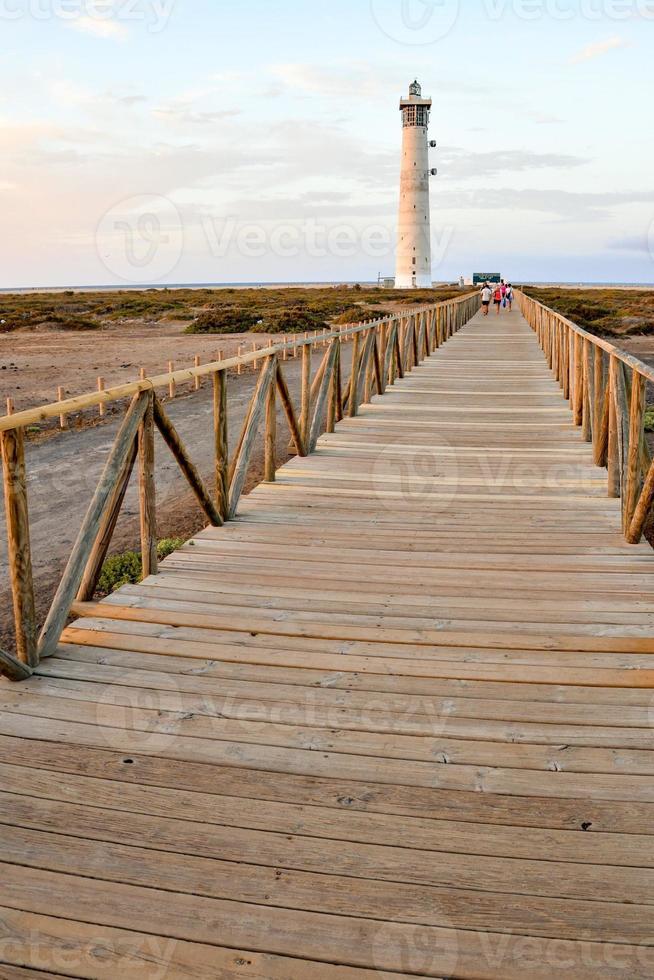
[[493, 284, 503, 315]]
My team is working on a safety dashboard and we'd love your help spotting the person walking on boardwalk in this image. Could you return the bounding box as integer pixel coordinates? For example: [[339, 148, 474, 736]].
[[505, 283, 514, 312], [493, 283, 503, 315], [480, 282, 492, 316]]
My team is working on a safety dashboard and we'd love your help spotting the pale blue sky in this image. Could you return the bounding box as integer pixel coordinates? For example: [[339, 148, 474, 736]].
[[1, 0, 653, 286]]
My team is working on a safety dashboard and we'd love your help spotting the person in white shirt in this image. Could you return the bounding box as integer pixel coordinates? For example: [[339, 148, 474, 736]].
[[480, 283, 492, 316]]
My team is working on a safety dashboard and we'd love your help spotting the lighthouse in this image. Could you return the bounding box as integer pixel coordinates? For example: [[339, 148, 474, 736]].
[[395, 80, 436, 289]]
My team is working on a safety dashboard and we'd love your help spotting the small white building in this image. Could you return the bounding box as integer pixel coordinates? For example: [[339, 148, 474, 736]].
[[395, 80, 436, 290]]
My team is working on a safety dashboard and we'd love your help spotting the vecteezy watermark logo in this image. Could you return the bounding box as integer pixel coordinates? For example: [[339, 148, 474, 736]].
[[370, 0, 460, 44], [371, 919, 459, 978], [0, 0, 176, 33], [96, 194, 183, 283], [371, 435, 459, 517], [0, 930, 179, 979], [648, 216, 654, 265], [94, 673, 186, 752]]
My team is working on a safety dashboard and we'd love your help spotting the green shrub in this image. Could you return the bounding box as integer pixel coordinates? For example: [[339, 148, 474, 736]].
[[252, 308, 328, 334], [97, 550, 142, 594], [333, 306, 365, 325], [645, 407, 654, 433], [185, 307, 262, 334], [48, 314, 101, 331], [97, 537, 185, 594]]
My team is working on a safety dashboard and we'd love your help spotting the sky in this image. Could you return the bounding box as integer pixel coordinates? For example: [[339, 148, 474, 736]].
[[1, 0, 653, 287]]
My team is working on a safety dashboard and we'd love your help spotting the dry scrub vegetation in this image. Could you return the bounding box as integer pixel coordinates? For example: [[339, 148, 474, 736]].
[[523, 287, 654, 338], [0, 284, 463, 336]]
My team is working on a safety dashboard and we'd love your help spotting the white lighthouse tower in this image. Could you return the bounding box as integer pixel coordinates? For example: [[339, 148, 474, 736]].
[[395, 80, 436, 289]]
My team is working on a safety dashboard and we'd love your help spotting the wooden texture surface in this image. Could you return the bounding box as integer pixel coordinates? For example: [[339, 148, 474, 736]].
[[2, 308, 654, 978]]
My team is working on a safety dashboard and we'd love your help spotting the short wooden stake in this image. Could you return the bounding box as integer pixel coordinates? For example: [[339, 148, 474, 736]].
[[97, 378, 105, 417], [57, 387, 67, 429]]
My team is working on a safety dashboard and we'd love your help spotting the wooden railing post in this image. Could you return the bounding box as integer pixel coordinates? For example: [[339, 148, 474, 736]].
[[564, 323, 571, 400], [264, 355, 277, 482], [592, 347, 605, 463], [229, 356, 276, 518], [607, 356, 622, 499], [277, 363, 306, 457], [581, 339, 593, 443], [624, 369, 646, 535], [300, 342, 312, 447], [213, 369, 229, 521], [572, 333, 583, 425], [138, 390, 157, 578], [39, 392, 148, 659], [1, 426, 37, 669], [348, 331, 361, 417], [363, 330, 374, 403]]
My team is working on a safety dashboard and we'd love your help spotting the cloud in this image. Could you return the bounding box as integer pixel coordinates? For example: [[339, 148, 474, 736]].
[[438, 148, 588, 180], [69, 17, 129, 41], [608, 235, 650, 253], [438, 188, 654, 222], [269, 63, 485, 104], [49, 80, 147, 114], [569, 36, 629, 65], [153, 105, 242, 126], [529, 113, 564, 125]]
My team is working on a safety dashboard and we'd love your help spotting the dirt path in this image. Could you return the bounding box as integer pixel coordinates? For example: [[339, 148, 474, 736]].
[[0, 349, 348, 650]]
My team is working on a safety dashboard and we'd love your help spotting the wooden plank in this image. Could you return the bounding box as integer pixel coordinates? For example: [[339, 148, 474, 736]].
[[6, 864, 652, 979], [4, 304, 654, 972], [19, 672, 654, 749], [5, 729, 654, 830], [0, 906, 395, 980], [5, 761, 654, 867], [1, 819, 652, 944]]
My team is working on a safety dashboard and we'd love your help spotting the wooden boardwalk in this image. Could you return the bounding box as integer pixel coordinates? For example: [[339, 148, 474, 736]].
[[2, 307, 654, 978]]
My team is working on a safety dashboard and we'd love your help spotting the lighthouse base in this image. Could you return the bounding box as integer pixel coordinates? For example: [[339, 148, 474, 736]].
[[395, 272, 433, 290]]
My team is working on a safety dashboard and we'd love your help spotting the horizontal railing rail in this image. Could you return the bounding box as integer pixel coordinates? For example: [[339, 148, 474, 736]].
[[519, 290, 654, 548], [0, 291, 481, 680]]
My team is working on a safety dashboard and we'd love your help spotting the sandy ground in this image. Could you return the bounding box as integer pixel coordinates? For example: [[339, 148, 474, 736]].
[[620, 336, 654, 367]]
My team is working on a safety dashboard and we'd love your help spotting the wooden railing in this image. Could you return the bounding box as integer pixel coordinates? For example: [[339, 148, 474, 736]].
[[0, 291, 480, 681], [520, 290, 654, 547]]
